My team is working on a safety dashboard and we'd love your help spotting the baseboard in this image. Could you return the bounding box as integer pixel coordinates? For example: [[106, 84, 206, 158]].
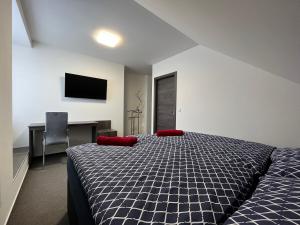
[[4, 156, 28, 225]]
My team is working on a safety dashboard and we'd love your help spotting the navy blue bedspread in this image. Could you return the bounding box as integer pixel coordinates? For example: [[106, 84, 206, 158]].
[[224, 148, 300, 225], [66, 132, 274, 225]]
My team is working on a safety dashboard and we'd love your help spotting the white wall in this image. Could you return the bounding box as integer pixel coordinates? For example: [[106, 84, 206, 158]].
[[0, 1, 28, 224], [124, 71, 150, 135], [152, 45, 300, 148], [13, 44, 124, 148]]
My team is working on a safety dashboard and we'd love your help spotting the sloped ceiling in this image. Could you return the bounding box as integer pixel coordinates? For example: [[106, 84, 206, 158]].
[[136, 0, 300, 83], [20, 0, 197, 74], [13, 0, 31, 47]]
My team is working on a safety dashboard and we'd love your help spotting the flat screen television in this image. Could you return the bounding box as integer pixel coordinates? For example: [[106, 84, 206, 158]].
[[65, 73, 107, 100]]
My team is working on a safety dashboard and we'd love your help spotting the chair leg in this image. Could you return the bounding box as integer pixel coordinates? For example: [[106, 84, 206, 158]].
[[67, 136, 70, 148], [43, 139, 46, 167]]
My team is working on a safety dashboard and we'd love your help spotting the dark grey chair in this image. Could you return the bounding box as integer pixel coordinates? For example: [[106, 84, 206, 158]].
[[43, 112, 70, 166]]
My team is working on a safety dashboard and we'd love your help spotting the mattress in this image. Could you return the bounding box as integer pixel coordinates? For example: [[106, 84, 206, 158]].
[[66, 132, 274, 225]]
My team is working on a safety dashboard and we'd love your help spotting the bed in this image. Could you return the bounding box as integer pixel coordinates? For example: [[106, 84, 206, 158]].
[[66, 132, 274, 225], [224, 148, 300, 225]]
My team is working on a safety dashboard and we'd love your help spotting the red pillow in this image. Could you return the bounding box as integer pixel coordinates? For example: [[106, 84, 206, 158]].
[[97, 136, 138, 147], [156, 129, 184, 137]]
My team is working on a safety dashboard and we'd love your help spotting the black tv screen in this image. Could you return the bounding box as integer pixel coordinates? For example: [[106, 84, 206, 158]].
[[65, 73, 107, 100]]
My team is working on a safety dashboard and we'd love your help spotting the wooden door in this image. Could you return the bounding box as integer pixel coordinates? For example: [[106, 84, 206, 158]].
[[154, 72, 177, 132]]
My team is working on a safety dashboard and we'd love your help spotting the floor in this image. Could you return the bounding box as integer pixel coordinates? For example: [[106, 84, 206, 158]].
[[8, 153, 69, 225]]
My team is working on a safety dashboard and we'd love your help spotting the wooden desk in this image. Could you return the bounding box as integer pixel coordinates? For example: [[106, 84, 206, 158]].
[[28, 121, 98, 166]]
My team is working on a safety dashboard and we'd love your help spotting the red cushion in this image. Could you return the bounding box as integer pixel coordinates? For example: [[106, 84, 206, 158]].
[[156, 129, 184, 137], [97, 136, 138, 147]]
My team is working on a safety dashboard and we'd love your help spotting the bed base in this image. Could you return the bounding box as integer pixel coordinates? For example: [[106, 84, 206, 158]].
[[67, 157, 95, 225]]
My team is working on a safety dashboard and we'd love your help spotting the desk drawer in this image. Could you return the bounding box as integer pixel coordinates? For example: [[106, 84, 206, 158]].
[[97, 130, 117, 137]]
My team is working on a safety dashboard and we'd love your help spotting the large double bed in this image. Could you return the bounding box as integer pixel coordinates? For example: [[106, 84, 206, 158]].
[[66, 132, 299, 225]]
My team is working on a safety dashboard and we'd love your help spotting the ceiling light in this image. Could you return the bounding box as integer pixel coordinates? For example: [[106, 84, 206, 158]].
[[93, 30, 122, 48]]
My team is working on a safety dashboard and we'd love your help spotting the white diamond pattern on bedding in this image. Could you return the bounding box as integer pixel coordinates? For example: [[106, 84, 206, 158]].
[[66, 132, 274, 225], [224, 148, 300, 225], [267, 148, 300, 178], [224, 176, 300, 225]]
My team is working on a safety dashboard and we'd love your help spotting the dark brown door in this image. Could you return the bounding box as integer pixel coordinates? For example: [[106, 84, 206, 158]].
[[154, 72, 177, 132]]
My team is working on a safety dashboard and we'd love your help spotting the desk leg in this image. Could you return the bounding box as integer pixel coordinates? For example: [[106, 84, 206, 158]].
[[29, 130, 34, 166], [92, 126, 96, 143]]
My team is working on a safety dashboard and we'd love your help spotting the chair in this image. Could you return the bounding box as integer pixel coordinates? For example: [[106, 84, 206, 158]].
[[43, 112, 70, 166]]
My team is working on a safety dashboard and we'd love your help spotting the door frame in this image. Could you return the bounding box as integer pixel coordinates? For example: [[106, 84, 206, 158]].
[[153, 72, 177, 133]]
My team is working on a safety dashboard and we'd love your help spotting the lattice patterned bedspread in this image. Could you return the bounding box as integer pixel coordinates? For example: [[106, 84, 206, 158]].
[[224, 148, 300, 225], [66, 132, 274, 225]]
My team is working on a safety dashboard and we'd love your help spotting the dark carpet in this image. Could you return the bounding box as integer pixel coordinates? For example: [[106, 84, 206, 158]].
[[8, 153, 69, 225]]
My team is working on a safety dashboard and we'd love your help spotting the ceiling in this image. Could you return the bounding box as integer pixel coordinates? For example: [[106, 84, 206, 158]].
[[13, 0, 31, 47], [18, 0, 197, 74], [136, 0, 300, 83]]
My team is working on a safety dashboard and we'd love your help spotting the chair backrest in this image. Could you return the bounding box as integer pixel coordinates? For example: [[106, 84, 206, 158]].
[[45, 112, 68, 144]]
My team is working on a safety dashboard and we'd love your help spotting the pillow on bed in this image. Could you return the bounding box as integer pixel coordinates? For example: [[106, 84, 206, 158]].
[[267, 148, 300, 179], [156, 129, 184, 136], [97, 136, 137, 147]]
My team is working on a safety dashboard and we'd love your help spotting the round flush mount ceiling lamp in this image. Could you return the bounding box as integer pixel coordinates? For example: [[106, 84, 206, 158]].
[[93, 29, 122, 48]]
